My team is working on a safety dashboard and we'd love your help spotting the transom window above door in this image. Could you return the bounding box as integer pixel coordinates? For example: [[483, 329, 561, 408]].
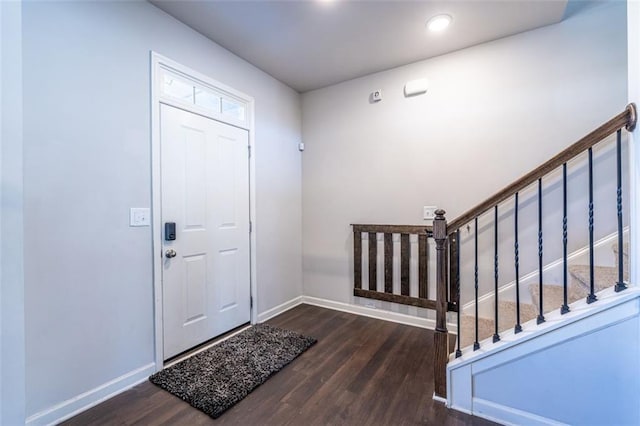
[[160, 68, 248, 126]]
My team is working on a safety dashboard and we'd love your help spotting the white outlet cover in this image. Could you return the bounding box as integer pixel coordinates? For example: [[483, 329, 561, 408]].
[[423, 206, 437, 220], [130, 208, 150, 227]]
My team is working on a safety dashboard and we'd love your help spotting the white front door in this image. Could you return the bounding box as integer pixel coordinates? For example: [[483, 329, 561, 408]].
[[160, 104, 251, 360]]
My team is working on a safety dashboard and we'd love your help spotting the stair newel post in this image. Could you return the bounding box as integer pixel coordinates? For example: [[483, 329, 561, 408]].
[[433, 209, 449, 399]]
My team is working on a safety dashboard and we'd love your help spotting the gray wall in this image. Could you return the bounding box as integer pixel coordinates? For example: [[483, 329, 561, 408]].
[[301, 2, 628, 309], [22, 1, 302, 417], [1, 1, 26, 424]]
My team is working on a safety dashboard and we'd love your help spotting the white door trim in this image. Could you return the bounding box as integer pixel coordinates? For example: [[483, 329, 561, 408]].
[[150, 52, 257, 371]]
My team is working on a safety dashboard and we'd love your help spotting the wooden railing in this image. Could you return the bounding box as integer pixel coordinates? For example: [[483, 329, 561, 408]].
[[447, 104, 637, 234], [352, 224, 438, 310], [433, 103, 638, 399]]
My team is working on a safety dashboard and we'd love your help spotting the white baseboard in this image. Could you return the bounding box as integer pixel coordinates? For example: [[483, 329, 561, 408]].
[[301, 295, 457, 332], [25, 362, 155, 426], [432, 392, 448, 405], [259, 295, 459, 333], [473, 398, 567, 426], [257, 296, 304, 323]]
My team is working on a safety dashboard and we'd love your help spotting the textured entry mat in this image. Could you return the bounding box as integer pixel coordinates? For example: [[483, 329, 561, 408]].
[[149, 324, 317, 419]]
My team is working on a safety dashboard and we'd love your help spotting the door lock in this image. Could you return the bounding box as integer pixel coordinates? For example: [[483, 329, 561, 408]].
[[165, 222, 176, 241], [165, 249, 177, 258]]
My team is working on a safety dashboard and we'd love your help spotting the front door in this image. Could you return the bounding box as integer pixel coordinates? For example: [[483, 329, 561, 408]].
[[160, 103, 250, 360]]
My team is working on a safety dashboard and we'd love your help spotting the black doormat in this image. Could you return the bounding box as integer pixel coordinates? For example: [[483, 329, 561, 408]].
[[149, 324, 317, 419]]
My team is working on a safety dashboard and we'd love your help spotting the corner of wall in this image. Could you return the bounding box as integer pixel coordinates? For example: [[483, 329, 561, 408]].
[[1, 0, 26, 424]]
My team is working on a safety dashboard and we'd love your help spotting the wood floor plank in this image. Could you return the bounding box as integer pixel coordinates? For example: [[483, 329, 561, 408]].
[[63, 304, 496, 426]]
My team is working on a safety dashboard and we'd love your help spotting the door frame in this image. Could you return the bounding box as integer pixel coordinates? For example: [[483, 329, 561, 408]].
[[150, 52, 257, 371]]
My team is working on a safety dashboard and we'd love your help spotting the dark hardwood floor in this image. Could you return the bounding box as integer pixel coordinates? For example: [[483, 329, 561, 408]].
[[63, 305, 495, 425]]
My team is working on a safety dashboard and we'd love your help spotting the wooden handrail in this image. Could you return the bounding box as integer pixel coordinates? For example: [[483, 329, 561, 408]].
[[352, 224, 433, 235], [447, 103, 637, 234]]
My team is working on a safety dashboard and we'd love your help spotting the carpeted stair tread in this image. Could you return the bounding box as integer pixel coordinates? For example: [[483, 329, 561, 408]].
[[458, 244, 629, 352], [569, 264, 626, 292], [611, 242, 630, 282], [611, 242, 629, 257], [497, 300, 539, 327], [460, 315, 494, 348], [459, 301, 538, 349], [460, 259, 626, 350], [529, 283, 586, 314]]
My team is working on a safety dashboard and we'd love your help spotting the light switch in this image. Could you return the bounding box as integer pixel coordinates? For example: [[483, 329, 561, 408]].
[[423, 206, 437, 221], [130, 208, 150, 227]]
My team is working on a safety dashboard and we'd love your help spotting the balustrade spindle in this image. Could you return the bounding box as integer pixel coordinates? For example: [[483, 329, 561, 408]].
[[368, 232, 377, 291], [587, 148, 597, 304], [455, 229, 462, 358], [354, 231, 363, 290], [384, 233, 393, 294], [615, 129, 627, 292], [449, 232, 459, 308], [493, 206, 500, 343], [400, 234, 410, 296], [537, 178, 545, 324], [418, 234, 428, 299], [474, 217, 480, 351], [561, 164, 569, 314], [514, 192, 522, 333]]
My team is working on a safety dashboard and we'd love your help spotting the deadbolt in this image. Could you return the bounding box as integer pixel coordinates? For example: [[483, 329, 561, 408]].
[[165, 249, 177, 258]]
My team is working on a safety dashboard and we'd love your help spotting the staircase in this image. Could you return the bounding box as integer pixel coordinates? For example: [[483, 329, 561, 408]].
[[430, 103, 637, 403], [350, 103, 638, 423], [459, 243, 629, 348]]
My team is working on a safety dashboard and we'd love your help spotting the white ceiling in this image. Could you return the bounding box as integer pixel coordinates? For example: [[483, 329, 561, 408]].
[[151, 0, 569, 93]]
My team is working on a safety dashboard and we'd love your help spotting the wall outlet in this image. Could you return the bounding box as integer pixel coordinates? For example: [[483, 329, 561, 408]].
[[364, 301, 377, 309], [423, 206, 437, 220]]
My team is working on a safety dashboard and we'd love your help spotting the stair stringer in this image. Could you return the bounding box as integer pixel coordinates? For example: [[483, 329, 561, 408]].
[[447, 286, 640, 426]]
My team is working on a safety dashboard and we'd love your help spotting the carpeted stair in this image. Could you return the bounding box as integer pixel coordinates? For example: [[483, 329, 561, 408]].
[[459, 243, 629, 350]]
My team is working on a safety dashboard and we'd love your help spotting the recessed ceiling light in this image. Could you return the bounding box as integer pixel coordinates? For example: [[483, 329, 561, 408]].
[[427, 14, 452, 32]]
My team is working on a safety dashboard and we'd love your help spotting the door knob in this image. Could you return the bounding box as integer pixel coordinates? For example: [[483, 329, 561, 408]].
[[165, 249, 177, 258]]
